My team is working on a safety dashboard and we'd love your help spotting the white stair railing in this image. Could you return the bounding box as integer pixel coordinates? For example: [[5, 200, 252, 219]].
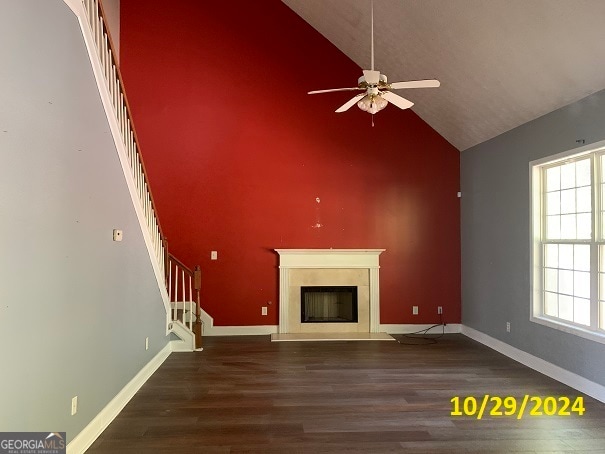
[[69, 0, 203, 348], [82, 0, 166, 278], [167, 254, 203, 347]]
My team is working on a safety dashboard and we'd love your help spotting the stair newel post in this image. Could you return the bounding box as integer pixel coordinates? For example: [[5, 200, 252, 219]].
[[193, 265, 202, 349]]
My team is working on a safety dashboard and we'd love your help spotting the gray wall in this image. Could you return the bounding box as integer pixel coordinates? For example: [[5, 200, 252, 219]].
[[461, 89, 605, 386], [0, 1, 168, 441]]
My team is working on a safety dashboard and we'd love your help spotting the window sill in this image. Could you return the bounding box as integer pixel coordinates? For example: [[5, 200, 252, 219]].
[[530, 315, 605, 345]]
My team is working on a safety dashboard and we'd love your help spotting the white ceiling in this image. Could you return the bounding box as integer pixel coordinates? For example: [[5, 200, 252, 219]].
[[282, 0, 605, 151]]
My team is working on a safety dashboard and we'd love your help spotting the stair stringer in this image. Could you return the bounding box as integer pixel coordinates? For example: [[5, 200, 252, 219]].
[[169, 320, 196, 352]]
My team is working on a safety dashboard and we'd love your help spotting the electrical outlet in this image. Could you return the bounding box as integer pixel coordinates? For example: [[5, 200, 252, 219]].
[[145, 337, 149, 350], [71, 396, 78, 416], [412, 306, 419, 315], [261, 306, 267, 316], [437, 306, 443, 314], [211, 251, 218, 260], [506, 322, 511, 333]]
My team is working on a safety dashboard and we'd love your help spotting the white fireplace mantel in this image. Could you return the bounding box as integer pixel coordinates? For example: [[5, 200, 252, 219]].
[[275, 249, 385, 334]]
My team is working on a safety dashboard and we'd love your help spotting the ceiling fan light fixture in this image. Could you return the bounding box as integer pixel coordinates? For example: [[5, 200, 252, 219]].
[[357, 94, 387, 114], [307, 0, 439, 116]]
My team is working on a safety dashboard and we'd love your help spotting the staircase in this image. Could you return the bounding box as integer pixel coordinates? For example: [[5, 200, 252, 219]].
[[65, 0, 202, 350], [167, 254, 203, 350]]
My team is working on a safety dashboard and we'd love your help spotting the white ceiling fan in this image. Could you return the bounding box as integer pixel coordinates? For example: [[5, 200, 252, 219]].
[[308, 0, 440, 115]]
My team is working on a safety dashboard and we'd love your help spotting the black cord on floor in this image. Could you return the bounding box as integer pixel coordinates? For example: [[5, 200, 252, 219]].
[[396, 313, 446, 345]]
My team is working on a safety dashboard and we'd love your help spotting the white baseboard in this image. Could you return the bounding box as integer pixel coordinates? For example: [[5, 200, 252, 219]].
[[461, 325, 605, 404], [67, 343, 172, 454], [381, 323, 461, 334], [202, 324, 462, 337], [197, 306, 278, 336], [205, 325, 278, 336]]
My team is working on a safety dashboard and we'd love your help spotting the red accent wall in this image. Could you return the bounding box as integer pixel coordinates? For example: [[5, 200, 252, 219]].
[[120, 0, 460, 326]]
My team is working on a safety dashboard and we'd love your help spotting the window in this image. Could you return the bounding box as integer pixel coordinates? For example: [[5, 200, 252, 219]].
[[531, 142, 605, 344]]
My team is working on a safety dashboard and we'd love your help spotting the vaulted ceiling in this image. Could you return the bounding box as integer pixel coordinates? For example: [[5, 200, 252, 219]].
[[282, 0, 605, 151]]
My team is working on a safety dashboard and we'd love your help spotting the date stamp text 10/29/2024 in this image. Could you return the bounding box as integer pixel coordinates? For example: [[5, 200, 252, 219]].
[[450, 395, 585, 420]]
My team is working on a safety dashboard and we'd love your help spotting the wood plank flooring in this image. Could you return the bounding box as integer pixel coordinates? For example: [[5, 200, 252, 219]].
[[87, 334, 605, 453]]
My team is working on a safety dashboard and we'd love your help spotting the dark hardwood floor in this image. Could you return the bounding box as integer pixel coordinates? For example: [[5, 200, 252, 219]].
[[87, 334, 605, 453]]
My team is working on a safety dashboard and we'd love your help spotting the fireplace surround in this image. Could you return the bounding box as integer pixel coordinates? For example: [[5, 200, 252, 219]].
[[275, 249, 384, 334]]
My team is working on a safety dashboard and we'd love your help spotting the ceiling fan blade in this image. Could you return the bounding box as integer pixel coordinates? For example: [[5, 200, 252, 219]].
[[389, 79, 441, 90], [363, 70, 380, 85], [335, 93, 366, 113], [308, 87, 362, 95], [381, 91, 414, 110]]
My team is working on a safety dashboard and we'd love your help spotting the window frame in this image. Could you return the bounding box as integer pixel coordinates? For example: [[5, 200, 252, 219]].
[[530, 140, 605, 345]]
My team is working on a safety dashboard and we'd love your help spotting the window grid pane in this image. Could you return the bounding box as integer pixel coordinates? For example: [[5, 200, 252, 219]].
[[537, 154, 605, 337], [541, 157, 593, 330], [543, 243, 592, 325], [601, 153, 605, 241], [544, 159, 592, 241], [574, 298, 590, 326], [599, 245, 605, 330]]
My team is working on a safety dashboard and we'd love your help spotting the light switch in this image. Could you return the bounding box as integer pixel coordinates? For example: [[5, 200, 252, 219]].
[[113, 229, 123, 242], [211, 251, 217, 260]]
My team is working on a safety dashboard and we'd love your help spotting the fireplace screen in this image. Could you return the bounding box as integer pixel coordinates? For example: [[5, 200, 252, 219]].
[[301, 286, 358, 323]]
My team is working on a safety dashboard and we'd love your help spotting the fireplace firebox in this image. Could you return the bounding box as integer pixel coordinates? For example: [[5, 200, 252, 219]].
[[301, 286, 358, 323]]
